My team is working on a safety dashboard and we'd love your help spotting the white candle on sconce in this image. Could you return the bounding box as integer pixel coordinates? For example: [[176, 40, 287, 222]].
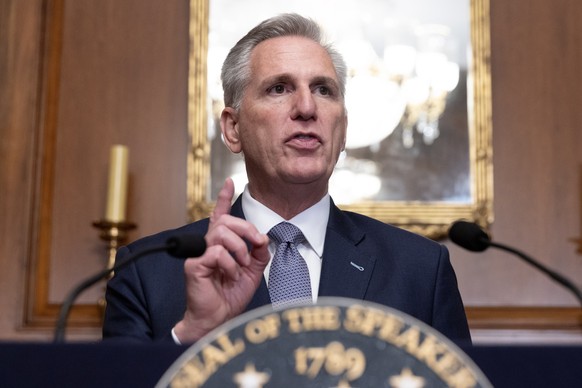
[[105, 145, 129, 222]]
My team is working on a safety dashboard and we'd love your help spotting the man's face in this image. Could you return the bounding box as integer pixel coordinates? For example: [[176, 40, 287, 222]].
[[222, 36, 347, 193]]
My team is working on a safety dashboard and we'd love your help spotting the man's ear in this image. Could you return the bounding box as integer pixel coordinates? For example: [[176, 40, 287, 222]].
[[220, 107, 242, 153]]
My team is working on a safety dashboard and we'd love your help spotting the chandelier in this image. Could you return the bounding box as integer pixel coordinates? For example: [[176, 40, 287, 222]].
[[341, 24, 460, 150], [205, 1, 465, 203]]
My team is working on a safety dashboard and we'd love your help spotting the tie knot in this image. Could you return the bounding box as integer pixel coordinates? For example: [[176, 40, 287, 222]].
[[268, 222, 305, 245]]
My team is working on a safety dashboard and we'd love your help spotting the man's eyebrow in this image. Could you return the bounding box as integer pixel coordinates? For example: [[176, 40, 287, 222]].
[[260, 74, 294, 88], [260, 74, 339, 87], [312, 76, 340, 90], [256, 74, 341, 98]]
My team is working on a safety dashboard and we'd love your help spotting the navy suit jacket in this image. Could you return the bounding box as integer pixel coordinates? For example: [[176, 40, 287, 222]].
[[103, 197, 471, 343]]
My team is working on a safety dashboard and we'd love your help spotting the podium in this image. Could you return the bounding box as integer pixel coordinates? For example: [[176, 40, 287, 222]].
[[6, 299, 580, 387], [1, 342, 581, 387]]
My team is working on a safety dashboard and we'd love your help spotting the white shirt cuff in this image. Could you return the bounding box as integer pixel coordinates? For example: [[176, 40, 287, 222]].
[[171, 327, 182, 345]]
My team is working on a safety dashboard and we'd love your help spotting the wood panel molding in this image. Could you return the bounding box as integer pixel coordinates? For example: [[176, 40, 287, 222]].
[[23, 0, 102, 331], [467, 306, 582, 331]]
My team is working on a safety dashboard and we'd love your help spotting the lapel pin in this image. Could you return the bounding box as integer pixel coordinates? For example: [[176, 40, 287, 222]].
[[350, 261, 365, 272]]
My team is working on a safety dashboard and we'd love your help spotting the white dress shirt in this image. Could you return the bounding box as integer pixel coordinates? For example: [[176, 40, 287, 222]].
[[241, 186, 329, 302], [172, 188, 329, 343]]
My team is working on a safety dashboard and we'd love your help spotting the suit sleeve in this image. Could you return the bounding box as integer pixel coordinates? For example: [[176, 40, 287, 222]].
[[102, 245, 175, 343], [431, 244, 472, 344]]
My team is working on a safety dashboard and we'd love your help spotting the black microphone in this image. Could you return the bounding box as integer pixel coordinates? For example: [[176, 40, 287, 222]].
[[53, 233, 206, 343], [166, 233, 207, 258], [449, 220, 582, 306]]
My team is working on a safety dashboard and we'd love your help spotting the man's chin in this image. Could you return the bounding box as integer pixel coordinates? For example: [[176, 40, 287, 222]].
[[281, 170, 332, 187]]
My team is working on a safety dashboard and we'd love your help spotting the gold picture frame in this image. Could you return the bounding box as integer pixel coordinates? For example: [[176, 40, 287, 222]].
[[187, 0, 493, 239]]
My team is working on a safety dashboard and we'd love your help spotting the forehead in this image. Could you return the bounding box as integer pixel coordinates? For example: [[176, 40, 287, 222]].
[[249, 36, 337, 80]]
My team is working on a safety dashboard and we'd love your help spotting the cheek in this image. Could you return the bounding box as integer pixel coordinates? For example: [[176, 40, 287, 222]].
[[240, 113, 282, 148], [239, 127, 271, 158]]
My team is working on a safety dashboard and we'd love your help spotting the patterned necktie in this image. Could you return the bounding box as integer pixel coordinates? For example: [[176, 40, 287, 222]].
[[268, 222, 312, 308]]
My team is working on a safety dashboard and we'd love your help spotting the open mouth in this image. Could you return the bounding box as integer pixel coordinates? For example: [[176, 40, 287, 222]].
[[288, 132, 321, 143]]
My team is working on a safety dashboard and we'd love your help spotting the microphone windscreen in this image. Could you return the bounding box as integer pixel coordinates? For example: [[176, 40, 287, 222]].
[[166, 234, 207, 258], [449, 221, 491, 252]]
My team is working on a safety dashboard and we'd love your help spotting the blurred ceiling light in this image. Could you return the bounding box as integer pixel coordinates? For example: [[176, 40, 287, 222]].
[[344, 74, 406, 149], [382, 25, 460, 148]]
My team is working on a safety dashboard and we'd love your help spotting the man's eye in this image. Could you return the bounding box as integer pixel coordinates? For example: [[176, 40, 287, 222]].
[[317, 86, 331, 96], [269, 85, 286, 94]]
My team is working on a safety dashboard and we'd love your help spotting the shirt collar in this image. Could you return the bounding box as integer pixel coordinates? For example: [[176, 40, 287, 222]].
[[241, 185, 329, 257]]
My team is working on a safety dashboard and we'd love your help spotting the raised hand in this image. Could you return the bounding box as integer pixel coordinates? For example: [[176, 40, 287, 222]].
[[173, 178, 270, 343]]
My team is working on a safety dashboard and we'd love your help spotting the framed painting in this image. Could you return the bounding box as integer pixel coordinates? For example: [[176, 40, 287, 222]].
[[187, 0, 492, 239]]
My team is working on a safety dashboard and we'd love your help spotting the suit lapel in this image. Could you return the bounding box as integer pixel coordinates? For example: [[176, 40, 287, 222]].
[[318, 202, 376, 299], [245, 277, 271, 311], [234, 196, 375, 308]]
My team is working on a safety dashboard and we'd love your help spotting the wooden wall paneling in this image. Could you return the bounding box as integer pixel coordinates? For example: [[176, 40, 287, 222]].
[[448, 0, 582, 341], [1, 0, 580, 342], [0, 0, 49, 339], [21, 0, 104, 331], [0, 0, 191, 340]]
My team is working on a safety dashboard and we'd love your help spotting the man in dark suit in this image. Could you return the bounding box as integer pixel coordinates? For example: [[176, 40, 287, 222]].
[[103, 13, 470, 344]]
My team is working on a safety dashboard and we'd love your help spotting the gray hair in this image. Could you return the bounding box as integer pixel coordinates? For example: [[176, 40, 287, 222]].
[[221, 13, 347, 110]]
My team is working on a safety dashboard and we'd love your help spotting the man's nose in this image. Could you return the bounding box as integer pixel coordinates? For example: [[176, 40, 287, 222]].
[[291, 88, 316, 120]]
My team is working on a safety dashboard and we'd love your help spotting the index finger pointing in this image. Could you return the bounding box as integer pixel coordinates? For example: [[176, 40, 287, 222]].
[[210, 178, 235, 224]]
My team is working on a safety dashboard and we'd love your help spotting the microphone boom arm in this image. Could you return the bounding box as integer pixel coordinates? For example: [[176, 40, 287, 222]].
[[485, 238, 582, 306], [54, 243, 173, 343]]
